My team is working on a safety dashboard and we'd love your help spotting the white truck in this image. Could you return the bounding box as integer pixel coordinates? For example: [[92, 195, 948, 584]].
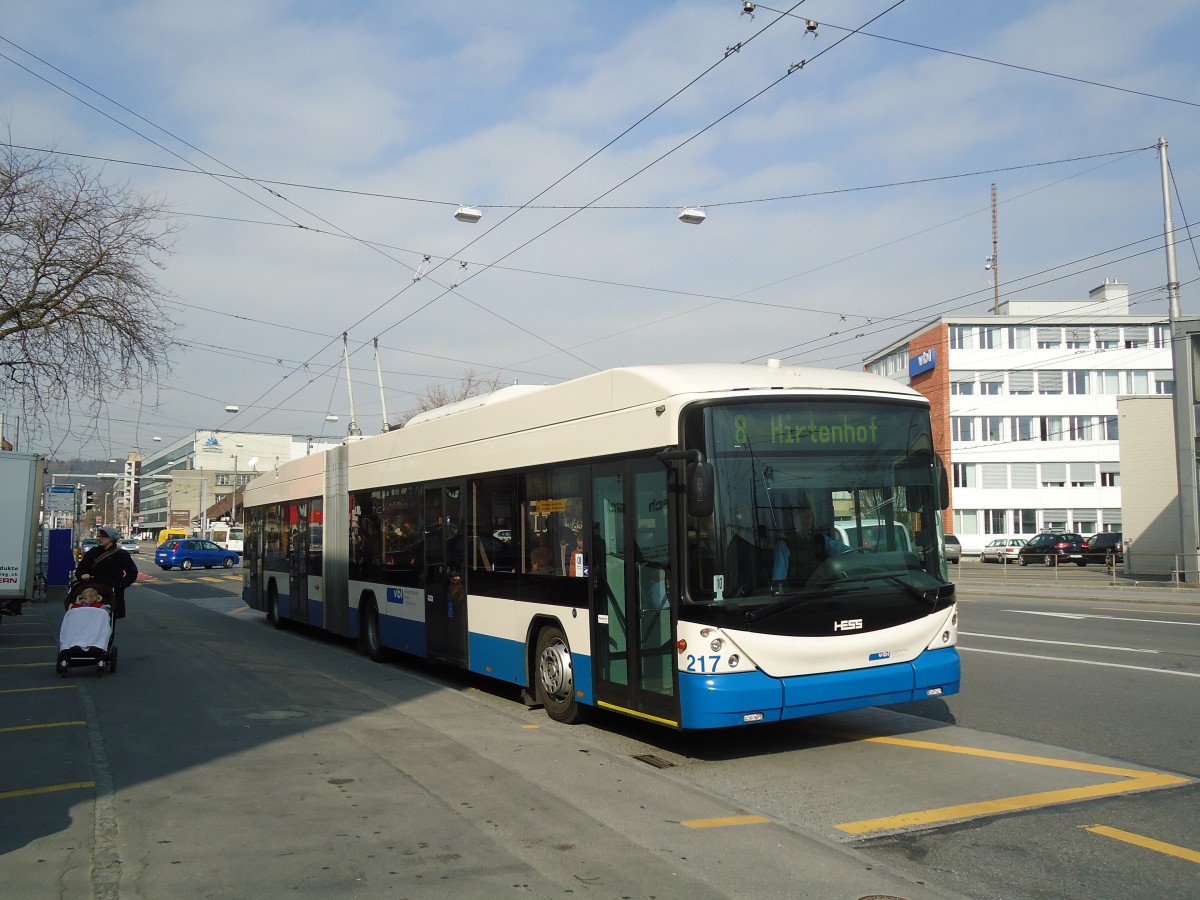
[[0, 452, 45, 627]]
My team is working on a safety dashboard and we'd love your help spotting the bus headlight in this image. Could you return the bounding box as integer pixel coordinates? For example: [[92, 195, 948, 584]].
[[710, 638, 724, 653], [727, 654, 740, 668]]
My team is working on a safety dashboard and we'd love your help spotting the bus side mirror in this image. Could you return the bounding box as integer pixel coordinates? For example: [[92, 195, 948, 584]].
[[687, 462, 714, 518]]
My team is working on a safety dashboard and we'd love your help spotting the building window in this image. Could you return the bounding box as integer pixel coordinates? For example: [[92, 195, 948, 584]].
[[1015, 417, 1036, 441], [1074, 518, 1097, 534], [1069, 416, 1095, 441], [979, 378, 1002, 395], [951, 380, 975, 395], [954, 510, 978, 534], [216, 474, 232, 486], [1097, 370, 1119, 394], [952, 417, 975, 442], [1154, 373, 1175, 395], [1067, 371, 1090, 394], [1008, 370, 1034, 394], [1037, 370, 1063, 394], [1041, 416, 1066, 441], [953, 463, 977, 488], [985, 510, 1006, 534], [1126, 370, 1149, 393], [1044, 518, 1068, 532], [982, 417, 1005, 441], [1100, 471, 1119, 487], [1008, 326, 1031, 349], [1015, 510, 1037, 534], [1037, 328, 1061, 349], [237, 474, 253, 486], [950, 326, 975, 349], [1153, 325, 1169, 348], [979, 326, 999, 349], [1101, 416, 1118, 440]]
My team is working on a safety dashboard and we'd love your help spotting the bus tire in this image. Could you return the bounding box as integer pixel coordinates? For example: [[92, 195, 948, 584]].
[[535, 625, 588, 725], [359, 598, 387, 662], [267, 585, 285, 630]]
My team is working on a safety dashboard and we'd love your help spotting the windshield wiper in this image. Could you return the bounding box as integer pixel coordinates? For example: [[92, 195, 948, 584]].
[[745, 583, 868, 624]]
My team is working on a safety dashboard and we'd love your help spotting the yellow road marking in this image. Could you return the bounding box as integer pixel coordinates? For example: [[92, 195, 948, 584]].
[[682, 815, 770, 829], [229, 605, 254, 615], [1084, 825, 1200, 864], [0, 721, 85, 734], [0, 662, 57, 669], [0, 781, 95, 800], [829, 731, 1190, 836], [0, 685, 75, 695]]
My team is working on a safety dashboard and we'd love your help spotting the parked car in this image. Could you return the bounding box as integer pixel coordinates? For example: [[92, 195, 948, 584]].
[[119, 538, 140, 554], [979, 538, 1027, 563], [942, 533, 962, 563], [1084, 531, 1123, 564], [155, 539, 239, 571], [78, 538, 99, 557], [1017, 532, 1087, 567]]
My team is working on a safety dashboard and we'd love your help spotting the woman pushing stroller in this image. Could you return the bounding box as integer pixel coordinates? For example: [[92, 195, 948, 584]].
[[75, 525, 138, 618]]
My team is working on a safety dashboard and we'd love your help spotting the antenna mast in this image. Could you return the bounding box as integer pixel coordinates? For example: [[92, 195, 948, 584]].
[[373, 337, 391, 432], [342, 333, 361, 437], [990, 183, 1000, 314]]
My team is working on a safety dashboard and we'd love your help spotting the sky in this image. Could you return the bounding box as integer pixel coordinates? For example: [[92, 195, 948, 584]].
[[2, 0, 1199, 460]]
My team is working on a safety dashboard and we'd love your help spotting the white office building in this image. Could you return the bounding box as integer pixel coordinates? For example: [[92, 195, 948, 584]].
[[863, 280, 1172, 554], [136, 431, 340, 537]]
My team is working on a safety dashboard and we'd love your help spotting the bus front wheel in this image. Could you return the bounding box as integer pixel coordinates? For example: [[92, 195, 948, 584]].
[[535, 625, 588, 725]]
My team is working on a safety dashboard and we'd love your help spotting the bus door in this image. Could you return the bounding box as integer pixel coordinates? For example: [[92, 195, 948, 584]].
[[590, 459, 677, 726], [244, 515, 262, 610], [423, 483, 467, 665], [287, 502, 309, 625]]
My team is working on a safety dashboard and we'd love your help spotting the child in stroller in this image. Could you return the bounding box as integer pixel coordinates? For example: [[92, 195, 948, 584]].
[[57, 578, 119, 677]]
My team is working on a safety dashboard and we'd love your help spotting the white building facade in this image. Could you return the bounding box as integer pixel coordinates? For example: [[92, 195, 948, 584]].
[[136, 431, 340, 537], [864, 280, 1173, 554]]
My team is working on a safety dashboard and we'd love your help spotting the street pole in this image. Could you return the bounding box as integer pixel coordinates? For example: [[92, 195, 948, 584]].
[[1161, 136, 1196, 581], [231, 456, 238, 525]]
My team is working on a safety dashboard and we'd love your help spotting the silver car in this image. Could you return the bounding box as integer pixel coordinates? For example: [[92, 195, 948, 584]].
[[942, 534, 962, 563], [979, 537, 1027, 563]]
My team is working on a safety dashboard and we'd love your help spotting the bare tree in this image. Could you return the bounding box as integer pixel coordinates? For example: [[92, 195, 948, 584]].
[[398, 368, 503, 425], [0, 143, 180, 445]]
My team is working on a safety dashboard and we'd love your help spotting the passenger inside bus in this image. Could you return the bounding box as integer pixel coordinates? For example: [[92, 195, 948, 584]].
[[771, 496, 848, 590]]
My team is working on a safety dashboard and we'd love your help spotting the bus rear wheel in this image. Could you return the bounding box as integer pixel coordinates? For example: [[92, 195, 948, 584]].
[[359, 598, 387, 662], [267, 586, 285, 630], [535, 625, 588, 725]]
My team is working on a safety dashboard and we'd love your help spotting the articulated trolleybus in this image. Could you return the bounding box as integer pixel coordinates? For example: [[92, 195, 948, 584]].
[[241, 364, 959, 730]]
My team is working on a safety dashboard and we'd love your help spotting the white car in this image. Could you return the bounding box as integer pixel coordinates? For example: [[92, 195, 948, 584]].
[[979, 538, 1026, 563]]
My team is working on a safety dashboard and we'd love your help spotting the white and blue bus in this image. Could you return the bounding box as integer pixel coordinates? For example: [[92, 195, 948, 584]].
[[241, 364, 959, 730]]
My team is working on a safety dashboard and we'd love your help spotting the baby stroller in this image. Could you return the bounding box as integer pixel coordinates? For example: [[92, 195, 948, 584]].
[[57, 579, 119, 677]]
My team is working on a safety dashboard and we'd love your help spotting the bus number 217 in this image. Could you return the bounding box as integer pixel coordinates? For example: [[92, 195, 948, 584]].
[[685, 655, 721, 673]]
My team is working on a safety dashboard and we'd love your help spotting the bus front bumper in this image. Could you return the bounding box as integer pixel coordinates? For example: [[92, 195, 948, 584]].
[[678, 647, 960, 729]]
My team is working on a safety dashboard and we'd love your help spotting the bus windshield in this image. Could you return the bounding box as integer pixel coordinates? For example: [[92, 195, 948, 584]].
[[685, 399, 948, 606]]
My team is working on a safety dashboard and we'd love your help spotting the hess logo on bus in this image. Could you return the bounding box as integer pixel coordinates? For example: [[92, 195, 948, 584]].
[[833, 618, 864, 632]]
